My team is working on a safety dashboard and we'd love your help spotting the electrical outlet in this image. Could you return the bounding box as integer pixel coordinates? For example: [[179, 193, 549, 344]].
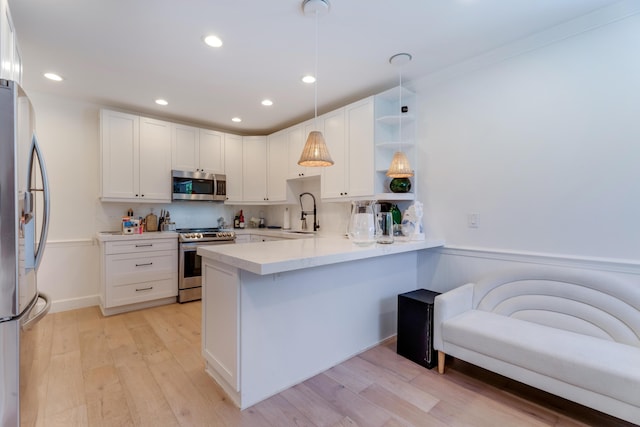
[[467, 213, 479, 228]]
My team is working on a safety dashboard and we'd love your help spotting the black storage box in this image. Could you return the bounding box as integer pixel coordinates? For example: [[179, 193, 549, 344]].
[[397, 289, 441, 369]]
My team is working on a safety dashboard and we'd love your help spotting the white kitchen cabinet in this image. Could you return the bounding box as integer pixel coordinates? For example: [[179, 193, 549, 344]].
[[99, 237, 178, 316], [321, 97, 374, 201], [266, 130, 288, 202], [242, 136, 267, 203], [288, 121, 321, 179], [172, 124, 225, 174], [202, 260, 240, 391], [139, 117, 172, 200], [0, 0, 20, 83], [198, 129, 225, 173], [100, 110, 172, 202], [224, 133, 243, 202]]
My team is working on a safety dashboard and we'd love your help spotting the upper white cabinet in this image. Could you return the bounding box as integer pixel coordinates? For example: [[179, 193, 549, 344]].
[[241, 136, 267, 203], [321, 97, 374, 201], [199, 129, 225, 173], [100, 110, 172, 202], [172, 124, 224, 174], [267, 130, 289, 202], [1, 0, 21, 83], [224, 133, 243, 202]]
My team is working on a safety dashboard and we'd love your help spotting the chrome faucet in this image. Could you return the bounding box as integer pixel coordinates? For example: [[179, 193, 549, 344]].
[[299, 192, 319, 232]]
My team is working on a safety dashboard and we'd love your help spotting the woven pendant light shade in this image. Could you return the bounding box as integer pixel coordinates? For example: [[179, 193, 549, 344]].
[[386, 151, 414, 178], [298, 131, 334, 167]]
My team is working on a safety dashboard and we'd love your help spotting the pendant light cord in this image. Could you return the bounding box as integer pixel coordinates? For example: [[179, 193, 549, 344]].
[[398, 67, 402, 149], [314, 9, 319, 129]]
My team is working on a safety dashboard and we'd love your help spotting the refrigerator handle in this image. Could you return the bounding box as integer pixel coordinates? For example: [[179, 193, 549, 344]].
[[21, 292, 51, 331], [27, 133, 50, 271]]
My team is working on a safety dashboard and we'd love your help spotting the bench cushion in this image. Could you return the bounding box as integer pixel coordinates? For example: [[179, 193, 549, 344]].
[[442, 310, 640, 407]]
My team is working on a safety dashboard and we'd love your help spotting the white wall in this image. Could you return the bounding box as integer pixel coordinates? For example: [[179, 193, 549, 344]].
[[415, 12, 640, 261], [413, 10, 640, 291]]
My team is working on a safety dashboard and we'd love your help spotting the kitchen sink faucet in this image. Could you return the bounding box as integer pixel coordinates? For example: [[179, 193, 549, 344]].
[[299, 192, 319, 231]]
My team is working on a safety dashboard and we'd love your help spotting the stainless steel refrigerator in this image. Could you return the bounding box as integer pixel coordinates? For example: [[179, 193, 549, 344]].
[[0, 79, 51, 425]]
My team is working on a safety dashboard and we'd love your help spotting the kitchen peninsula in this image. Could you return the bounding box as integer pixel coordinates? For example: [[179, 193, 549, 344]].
[[197, 236, 444, 409]]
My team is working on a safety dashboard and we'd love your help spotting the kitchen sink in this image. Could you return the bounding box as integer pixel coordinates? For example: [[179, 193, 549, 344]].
[[284, 230, 316, 235]]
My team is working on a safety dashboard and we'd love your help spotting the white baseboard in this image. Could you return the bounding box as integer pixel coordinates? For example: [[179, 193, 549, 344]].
[[49, 295, 100, 313]]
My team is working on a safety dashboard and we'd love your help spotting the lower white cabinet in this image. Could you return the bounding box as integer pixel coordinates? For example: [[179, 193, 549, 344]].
[[202, 260, 240, 391], [99, 237, 178, 315]]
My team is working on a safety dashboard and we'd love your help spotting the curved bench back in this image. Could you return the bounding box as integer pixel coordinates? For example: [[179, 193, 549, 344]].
[[472, 267, 640, 347]]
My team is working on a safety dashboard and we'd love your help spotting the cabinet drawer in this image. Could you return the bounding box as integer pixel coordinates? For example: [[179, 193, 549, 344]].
[[106, 277, 177, 308], [106, 251, 176, 284], [105, 238, 176, 255]]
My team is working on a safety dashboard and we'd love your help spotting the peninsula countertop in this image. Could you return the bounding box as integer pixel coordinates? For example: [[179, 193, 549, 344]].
[[197, 236, 445, 275]]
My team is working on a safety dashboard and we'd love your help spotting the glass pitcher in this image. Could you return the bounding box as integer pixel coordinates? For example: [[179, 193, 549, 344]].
[[348, 200, 376, 246]]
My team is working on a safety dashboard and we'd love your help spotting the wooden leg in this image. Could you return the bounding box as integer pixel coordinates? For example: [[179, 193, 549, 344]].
[[438, 351, 445, 374]]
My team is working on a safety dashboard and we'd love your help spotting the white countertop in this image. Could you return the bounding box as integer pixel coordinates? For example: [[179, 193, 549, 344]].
[[96, 231, 179, 242], [197, 236, 445, 275]]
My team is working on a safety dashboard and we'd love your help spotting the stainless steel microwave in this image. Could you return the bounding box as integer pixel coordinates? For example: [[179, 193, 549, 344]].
[[172, 170, 226, 201]]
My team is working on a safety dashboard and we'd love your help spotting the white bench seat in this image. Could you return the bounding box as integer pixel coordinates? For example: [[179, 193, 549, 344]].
[[434, 267, 640, 424]]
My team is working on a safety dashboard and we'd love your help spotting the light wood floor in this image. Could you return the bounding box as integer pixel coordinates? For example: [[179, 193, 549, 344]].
[[20, 301, 635, 427]]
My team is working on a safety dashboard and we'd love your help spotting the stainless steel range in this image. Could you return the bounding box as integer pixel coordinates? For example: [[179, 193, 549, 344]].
[[177, 228, 236, 303]]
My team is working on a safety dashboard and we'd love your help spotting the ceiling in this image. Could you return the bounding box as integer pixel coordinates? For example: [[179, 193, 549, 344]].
[[9, 0, 619, 135]]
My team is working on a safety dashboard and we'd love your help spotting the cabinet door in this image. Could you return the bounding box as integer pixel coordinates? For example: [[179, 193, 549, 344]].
[[139, 117, 172, 201], [202, 260, 239, 391], [0, 1, 14, 80], [172, 124, 198, 172], [224, 133, 243, 202], [267, 131, 288, 202], [242, 136, 267, 202], [287, 124, 305, 178], [320, 108, 347, 199], [199, 129, 225, 174], [101, 110, 140, 199], [346, 98, 374, 198]]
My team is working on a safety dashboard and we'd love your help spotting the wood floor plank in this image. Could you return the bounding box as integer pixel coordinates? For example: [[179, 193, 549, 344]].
[[252, 393, 318, 427], [280, 383, 346, 427], [115, 357, 180, 426], [358, 383, 446, 427], [305, 373, 393, 427], [83, 364, 134, 426], [342, 356, 440, 413], [50, 312, 81, 356], [45, 350, 86, 420], [128, 323, 174, 365], [147, 356, 227, 426], [358, 343, 424, 382]]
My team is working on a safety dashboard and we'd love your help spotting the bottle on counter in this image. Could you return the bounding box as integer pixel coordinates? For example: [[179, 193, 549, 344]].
[[239, 210, 245, 229], [234, 215, 240, 229]]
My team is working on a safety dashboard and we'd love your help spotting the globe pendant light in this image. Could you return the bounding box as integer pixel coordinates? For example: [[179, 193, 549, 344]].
[[386, 53, 414, 178], [298, 0, 334, 167]]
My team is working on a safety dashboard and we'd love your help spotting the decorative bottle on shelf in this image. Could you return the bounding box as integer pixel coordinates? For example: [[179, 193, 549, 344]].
[[239, 210, 245, 229]]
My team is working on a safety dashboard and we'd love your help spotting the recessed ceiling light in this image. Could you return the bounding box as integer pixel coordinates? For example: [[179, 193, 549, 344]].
[[232, 117, 242, 123], [261, 99, 273, 106], [302, 75, 316, 84], [155, 99, 168, 106], [44, 72, 63, 81], [203, 35, 223, 48]]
